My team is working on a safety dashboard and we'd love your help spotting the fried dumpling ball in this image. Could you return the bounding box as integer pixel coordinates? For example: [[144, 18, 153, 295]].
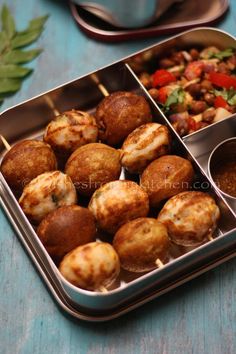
[[37, 205, 96, 263], [89, 180, 149, 234], [19, 171, 77, 224], [113, 218, 170, 272], [95, 91, 152, 146], [59, 242, 120, 291], [44, 109, 98, 155], [0, 139, 57, 191], [157, 191, 220, 247], [141, 155, 194, 207], [120, 123, 171, 174], [65, 143, 121, 197]]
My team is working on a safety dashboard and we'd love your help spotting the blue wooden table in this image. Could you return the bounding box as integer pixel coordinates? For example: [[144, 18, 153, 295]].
[[1, 1, 236, 353]]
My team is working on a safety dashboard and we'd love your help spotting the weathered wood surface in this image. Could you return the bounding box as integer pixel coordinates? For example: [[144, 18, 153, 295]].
[[0, 1, 236, 353]]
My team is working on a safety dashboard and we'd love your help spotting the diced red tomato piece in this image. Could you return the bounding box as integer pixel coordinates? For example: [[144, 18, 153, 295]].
[[158, 86, 168, 104], [209, 72, 236, 89], [152, 69, 176, 87], [214, 95, 228, 108], [188, 117, 197, 131], [184, 61, 204, 80]]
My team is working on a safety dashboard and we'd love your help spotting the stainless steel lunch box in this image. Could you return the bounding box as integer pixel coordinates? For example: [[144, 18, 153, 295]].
[[0, 27, 236, 321], [75, 0, 183, 28]]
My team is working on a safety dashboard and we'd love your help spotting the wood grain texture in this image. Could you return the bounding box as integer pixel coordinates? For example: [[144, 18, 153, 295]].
[[0, 1, 236, 354]]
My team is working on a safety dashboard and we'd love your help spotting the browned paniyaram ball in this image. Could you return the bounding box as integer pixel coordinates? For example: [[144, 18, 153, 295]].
[[141, 155, 194, 208], [120, 122, 171, 174], [88, 180, 149, 234], [37, 205, 96, 263], [113, 218, 170, 272], [157, 191, 220, 247], [59, 242, 120, 291], [19, 171, 77, 224], [0, 139, 57, 192], [95, 91, 152, 146], [43, 109, 98, 155], [65, 143, 121, 197]]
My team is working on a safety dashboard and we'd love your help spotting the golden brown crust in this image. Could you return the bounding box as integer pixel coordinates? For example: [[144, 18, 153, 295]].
[[59, 242, 120, 290], [44, 110, 98, 155], [121, 123, 171, 173], [19, 171, 77, 224], [113, 217, 170, 272], [65, 143, 121, 196], [140, 155, 194, 207], [157, 191, 220, 246], [88, 180, 149, 234], [0, 139, 57, 191], [95, 91, 152, 146], [37, 205, 96, 263]]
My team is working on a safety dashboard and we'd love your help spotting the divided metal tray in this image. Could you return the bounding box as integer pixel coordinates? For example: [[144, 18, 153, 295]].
[[0, 27, 235, 321]]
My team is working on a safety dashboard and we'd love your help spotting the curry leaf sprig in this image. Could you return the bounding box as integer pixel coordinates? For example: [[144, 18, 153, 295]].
[[0, 5, 48, 105]]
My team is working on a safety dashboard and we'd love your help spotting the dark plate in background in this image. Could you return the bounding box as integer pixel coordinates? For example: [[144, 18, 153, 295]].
[[69, 0, 229, 42]]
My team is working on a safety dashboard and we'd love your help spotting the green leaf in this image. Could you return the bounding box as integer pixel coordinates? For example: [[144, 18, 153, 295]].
[[214, 89, 228, 100], [164, 87, 185, 110], [0, 6, 48, 102], [214, 88, 236, 106], [210, 48, 234, 60], [227, 88, 236, 105], [228, 94, 236, 105], [0, 64, 32, 78], [11, 29, 43, 49], [28, 15, 49, 31], [3, 48, 42, 64], [1, 5, 15, 39], [0, 78, 21, 93], [0, 31, 8, 52]]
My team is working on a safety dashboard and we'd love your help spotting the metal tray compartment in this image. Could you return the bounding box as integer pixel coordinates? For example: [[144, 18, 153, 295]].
[[0, 28, 236, 320], [183, 115, 236, 212], [126, 27, 236, 139], [125, 27, 236, 213]]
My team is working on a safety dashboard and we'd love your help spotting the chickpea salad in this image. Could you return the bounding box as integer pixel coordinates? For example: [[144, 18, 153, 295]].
[[138, 46, 236, 136]]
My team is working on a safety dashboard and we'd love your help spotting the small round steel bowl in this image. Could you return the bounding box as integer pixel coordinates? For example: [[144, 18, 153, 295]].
[[76, 0, 182, 29], [208, 137, 236, 202]]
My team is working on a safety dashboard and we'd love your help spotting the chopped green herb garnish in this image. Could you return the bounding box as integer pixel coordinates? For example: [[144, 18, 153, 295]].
[[228, 92, 236, 105], [164, 87, 185, 111], [210, 48, 234, 60], [214, 88, 236, 105]]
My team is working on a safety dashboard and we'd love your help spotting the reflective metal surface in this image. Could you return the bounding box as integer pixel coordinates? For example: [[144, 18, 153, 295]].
[[183, 116, 236, 214], [208, 137, 236, 210], [69, 0, 230, 42], [76, 0, 183, 28]]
